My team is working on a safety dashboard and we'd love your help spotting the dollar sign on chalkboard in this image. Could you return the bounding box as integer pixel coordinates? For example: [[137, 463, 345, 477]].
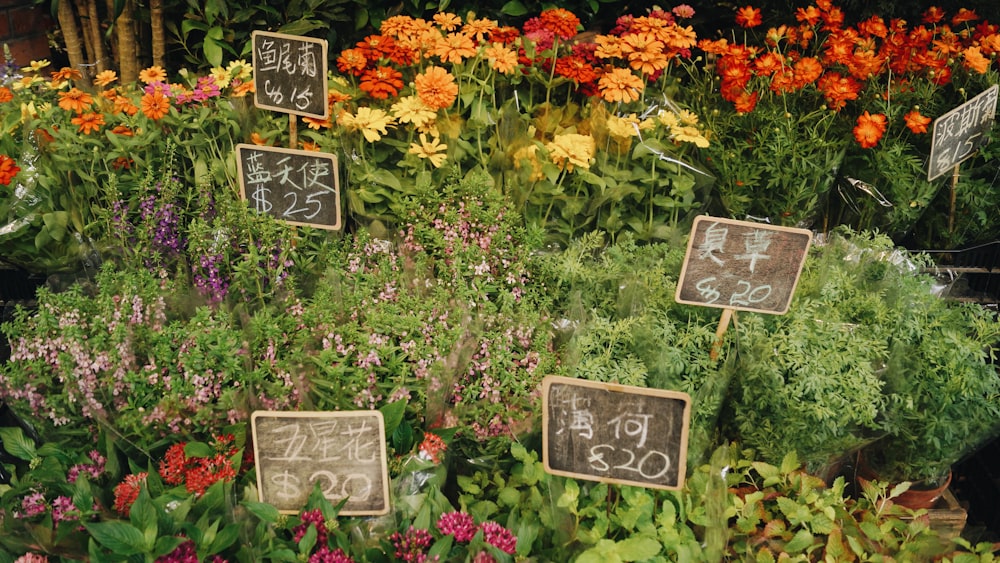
[[251, 186, 273, 213]]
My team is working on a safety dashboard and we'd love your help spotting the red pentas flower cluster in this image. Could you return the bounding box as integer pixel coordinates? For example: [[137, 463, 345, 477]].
[[158, 434, 239, 496], [702, 2, 1000, 148]]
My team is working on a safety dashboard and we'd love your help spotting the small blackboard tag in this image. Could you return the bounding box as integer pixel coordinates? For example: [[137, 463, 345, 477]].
[[542, 375, 691, 490], [251, 30, 329, 119], [236, 144, 342, 230], [675, 215, 811, 315], [251, 411, 390, 515], [928, 84, 998, 181]]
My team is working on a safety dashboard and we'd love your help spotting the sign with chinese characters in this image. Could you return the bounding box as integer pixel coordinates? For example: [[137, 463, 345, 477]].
[[236, 144, 342, 230], [675, 216, 812, 315], [251, 411, 390, 515], [927, 84, 998, 181], [542, 375, 691, 490], [251, 30, 329, 119]]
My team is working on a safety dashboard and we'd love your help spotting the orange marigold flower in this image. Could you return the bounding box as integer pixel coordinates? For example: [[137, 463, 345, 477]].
[[821, 6, 845, 31], [752, 52, 785, 76], [71, 111, 105, 134], [50, 66, 82, 82], [795, 6, 821, 26], [962, 45, 991, 74], [735, 6, 762, 28], [733, 90, 759, 113], [58, 87, 93, 113], [922, 6, 945, 24], [93, 70, 118, 87], [858, 15, 888, 38], [0, 154, 20, 186], [598, 68, 643, 103], [431, 32, 478, 64], [138, 65, 167, 84], [336, 48, 368, 76], [140, 91, 171, 120], [539, 8, 581, 40], [817, 71, 861, 111], [622, 32, 668, 76], [0, 86, 12, 103], [414, 65, 458, 110], [359, 66, 404, 100], [853, 111, 887, 149], [952, 8, 978, 26], [792, 56, 823, 86], [904, 110, 932, 134]]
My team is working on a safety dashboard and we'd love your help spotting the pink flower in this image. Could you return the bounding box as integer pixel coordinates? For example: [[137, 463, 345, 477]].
[[14, 554, 49, 563], [672, 4, 696, 18], [436, 511, 477, 542], [479, 521, 517, 554], [20, 492, 47, 518]]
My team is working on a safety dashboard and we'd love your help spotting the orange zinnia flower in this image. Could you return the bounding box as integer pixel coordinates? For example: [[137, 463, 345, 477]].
[[71, 111, 105, 135], [597, 68, 643, 103], [140, 91, 171, 120], [359, 66, 404, 100], [484, 43, 518, 74], [50, 67, 82, 82], [853, 111, 887, 149], [114, 95, 140, 116], [138, 65, 167, 84], [0, 86, 12, 103], [93, 70, 118, 87], [414, 66, 458, 110], [904, 110, 932, 134], [555, 55, 598, 85], [622, 32, 668, 76], [461, 17, 499, 44], [336, 48, 369, 76], [431, 32, 477, 65], [735, 6, 762, 28], [58, 87, 94, 113], [0, 154, 20, 186], [433, 12, 462, 32]]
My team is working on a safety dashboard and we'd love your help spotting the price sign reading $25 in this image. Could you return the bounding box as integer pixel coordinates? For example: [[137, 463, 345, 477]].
[[251, 411, 390, 515], [236, 144, 342, 230], [675, 216, 812, 315]]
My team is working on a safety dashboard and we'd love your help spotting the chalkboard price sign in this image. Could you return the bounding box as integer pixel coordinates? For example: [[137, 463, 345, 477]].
[[251, 411, 390, 515], [675, 215, 812, 315], [251, 30, 329, 119], [236, 144, 342, 230], [927, 84, 998, 181], [542, 376, 691, 490]]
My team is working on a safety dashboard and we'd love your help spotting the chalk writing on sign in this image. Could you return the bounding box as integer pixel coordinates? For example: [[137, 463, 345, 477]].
[[675, 215, 811, 315], [251, 30, 329, 119], [251, 411, 390, 515], [928, 84, 998, 181], [542, 375, 691, 490], [236, 144, 342, 230]]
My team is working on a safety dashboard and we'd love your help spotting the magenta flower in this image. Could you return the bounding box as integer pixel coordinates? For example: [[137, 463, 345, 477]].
[[436, 511, 477, 542], [479, 521, 517, 554]]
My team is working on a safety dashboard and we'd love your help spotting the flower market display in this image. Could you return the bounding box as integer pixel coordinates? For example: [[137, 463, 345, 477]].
[[0, 1, 998, 561]]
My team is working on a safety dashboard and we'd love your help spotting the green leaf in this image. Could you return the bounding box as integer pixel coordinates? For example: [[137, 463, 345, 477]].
[[298, 522, 317, 554], [210, 522, 241, 554], [84, 521, 148, 555], [154, 536, 187, 558], [500, 0, 528, 17], [379, 400, 406, 439], [370, 169, 402, 190], [616, 536, 662, 561], [0, 427, 36, 461], [243, 501, 281, 523], [184, 441, 214, 458], [783, 528, 815, 554], [129, 486, 157, 548]]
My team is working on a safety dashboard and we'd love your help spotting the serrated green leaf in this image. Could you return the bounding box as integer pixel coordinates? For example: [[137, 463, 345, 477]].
[[783, 528, 815, 553], [616, 536, 662, 561]]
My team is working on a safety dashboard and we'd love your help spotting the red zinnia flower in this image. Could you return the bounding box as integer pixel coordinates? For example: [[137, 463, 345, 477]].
[[853, 111, 887, 148]]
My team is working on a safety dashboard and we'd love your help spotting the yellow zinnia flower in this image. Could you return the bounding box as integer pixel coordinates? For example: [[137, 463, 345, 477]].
[[339, 107, 395, 142], [408, 134, 448, 168], [546, 133, 595, 172]]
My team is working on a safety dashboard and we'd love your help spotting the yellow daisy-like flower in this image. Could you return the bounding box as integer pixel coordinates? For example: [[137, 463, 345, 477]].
[[27, 59, 51, 73], [408, 133, 448, 168], [226, 59, 253, 82], [391, 95, 437, 128], [672, 125, 710, 148], [338, 107, 395, 142], [676, 109, 699, 126], [606, 114, 654, 141], [546, 133, 595, 172], [657, 110, 681, 129], [11, 75, 42, 91], [209, 66, 232, 89], [513, 144, 545, 182]]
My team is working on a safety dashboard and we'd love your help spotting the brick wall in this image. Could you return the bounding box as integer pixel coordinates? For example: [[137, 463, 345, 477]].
[[0, 0, 52, 67]]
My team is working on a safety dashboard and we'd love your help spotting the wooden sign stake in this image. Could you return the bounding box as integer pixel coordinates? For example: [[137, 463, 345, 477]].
[[289, 116, 298, 150], [710, 308, 734, 361], [948, 163, 960, 234]]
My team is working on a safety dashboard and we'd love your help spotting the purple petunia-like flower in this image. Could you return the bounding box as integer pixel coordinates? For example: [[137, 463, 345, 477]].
[[436, 511, 477, 542]]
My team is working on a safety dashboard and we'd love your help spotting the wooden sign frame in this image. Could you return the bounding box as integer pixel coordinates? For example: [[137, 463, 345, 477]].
[[542, 375, 691, 491], [675, 215, 812, 315], [251, 30, 329, 120], [236, 144, 342, 230], [927, 84, 998, 182], [251, 410, 390, 515]]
